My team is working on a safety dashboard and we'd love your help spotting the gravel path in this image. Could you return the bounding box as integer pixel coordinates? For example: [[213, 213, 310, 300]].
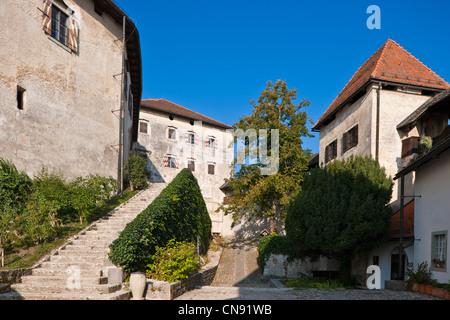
[[176, 239, 442, 301]]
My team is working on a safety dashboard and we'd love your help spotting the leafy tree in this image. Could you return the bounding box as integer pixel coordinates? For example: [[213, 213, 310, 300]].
[[124, 154, 148, 191], [285, 155, 393, 285], [218, 80, 313, 234]]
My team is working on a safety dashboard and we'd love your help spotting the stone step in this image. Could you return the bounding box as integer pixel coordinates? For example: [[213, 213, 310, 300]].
[[0, 289, 130, 300], [11, 282, 122, 295], [21, 275, 108, 286], [40, 260, 105, 269], [50, 254, 107, 262], [31, 267, 102, 277]]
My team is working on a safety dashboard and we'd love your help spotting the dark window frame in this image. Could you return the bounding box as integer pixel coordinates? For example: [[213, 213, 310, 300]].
[[208, 163, 215, 175], [51, 6, 69, 46]]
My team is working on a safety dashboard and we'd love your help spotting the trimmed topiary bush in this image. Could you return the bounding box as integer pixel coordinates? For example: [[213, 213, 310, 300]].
[[109, 169, 211, 273]]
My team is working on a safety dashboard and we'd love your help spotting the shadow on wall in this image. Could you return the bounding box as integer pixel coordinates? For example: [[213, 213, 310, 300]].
[[231, 213, 285, 240]]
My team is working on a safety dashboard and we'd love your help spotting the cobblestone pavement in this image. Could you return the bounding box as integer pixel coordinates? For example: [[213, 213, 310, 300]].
[[176, 239, 442, 301]]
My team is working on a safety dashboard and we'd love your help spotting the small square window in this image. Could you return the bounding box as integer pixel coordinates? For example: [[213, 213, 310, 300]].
[[165, 156, 177, 169], [140, 122, 148, 134], [168, 128, 177, 140], [208, 164, 215, 175]]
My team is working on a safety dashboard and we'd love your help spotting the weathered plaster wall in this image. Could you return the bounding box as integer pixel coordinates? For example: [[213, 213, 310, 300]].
[[138, 108, 236, 237], [318, 87, 374, 166], [0, 0, 133, 180]]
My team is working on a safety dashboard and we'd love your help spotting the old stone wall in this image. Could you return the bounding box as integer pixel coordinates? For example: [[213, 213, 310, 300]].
[[0, 0, 134, 180]]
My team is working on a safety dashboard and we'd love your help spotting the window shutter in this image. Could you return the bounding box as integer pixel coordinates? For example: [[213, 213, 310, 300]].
[[352, 125, 358, 147], [42, 0, 52, 34], [343, 132, 349, 154], [163, 155, 169, 168], [325, 145, 330, 163], [68, 17, 79, 53], [175, 158, 179, 169]]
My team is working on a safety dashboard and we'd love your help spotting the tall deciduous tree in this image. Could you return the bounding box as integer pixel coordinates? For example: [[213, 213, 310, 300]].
[[285, 155, 393, 284], [219, 80, 313, 234]]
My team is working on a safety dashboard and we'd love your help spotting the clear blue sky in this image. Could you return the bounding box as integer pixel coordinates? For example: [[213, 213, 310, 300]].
[[114, 0, 450, 154]]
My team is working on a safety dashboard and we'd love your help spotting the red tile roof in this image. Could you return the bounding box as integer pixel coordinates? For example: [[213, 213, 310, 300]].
[[390, 200, 415, 239], [141, 98, 232, 129], [313, 39, 449, 130]]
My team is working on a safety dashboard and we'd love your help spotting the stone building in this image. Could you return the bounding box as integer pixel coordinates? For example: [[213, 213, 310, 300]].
[[312, 39, 449, 287], [0, 0, 142, 180], [137, 98, 236, 237]]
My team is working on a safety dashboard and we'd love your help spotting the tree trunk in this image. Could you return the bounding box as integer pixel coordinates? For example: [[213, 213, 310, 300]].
[[270, 199, 278, 235]]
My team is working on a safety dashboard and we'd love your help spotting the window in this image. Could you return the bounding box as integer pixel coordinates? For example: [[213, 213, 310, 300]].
[[168, 127, 177, 140], [207, 137, 216, 149], [343, 125, 359, 154], [165, 156, 177, 169], [432, 231, 447, 271], [187, 159, 195, 172], [208, 163, 215, 175], [325, 140, 338, 163], [139, 121, 148, 134], [188, 133, 195, 144], [17, 86, 26, 110], [51, 6, 68, 46]]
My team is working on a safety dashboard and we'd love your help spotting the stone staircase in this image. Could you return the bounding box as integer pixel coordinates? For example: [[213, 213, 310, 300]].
[[0, 183, 167, 300]]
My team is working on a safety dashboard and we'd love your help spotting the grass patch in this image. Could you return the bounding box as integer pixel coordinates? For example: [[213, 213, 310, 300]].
[[282, 277, 347, 290], [1, 188, 140, 271]]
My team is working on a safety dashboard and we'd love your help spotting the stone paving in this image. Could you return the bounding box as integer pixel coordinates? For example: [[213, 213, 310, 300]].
[[176, 238, 442, 301]]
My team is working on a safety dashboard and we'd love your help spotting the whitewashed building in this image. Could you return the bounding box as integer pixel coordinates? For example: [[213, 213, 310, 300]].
[[137, 98, 238, 237]]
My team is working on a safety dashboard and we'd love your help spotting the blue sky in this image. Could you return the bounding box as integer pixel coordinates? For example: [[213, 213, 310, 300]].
[[114, 0, 450, 154]]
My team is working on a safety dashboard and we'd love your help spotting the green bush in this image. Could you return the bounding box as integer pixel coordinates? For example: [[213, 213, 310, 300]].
[[405, 261, 433, 286], [146, 240, 199, 283], [0, 158, 32, 211], [257, 235, 292, 270], [124, 154, 148, 191], [109, 169, 212, 273]]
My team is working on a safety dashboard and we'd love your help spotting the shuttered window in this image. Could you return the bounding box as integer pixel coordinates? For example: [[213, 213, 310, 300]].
[[42, 0, 79, 53], [325, 140, 338, 163], [187, 159, 195, 172], [342, 125, 359, 154], [208, 164, 215, 175]]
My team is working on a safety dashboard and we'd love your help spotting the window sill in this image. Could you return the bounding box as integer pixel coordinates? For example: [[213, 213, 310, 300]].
[[47, 35, 72, 53]]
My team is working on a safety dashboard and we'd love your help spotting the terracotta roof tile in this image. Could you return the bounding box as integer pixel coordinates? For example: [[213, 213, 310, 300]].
[[313, 39, 449, 130], [141, 99, 232, 129]]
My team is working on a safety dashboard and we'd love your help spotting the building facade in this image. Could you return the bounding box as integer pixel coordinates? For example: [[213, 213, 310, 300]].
[[395, 88, 450, 284], [0, 0, 142, 180], [312, 39, 449, 287], [138, 99, 237, 237]]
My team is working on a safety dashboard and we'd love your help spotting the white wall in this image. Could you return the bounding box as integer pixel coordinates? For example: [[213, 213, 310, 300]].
[[414, 149, 450, 284]]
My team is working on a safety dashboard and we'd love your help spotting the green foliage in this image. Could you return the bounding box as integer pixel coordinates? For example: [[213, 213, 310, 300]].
[[285, 155, 393, 284], [405, 261, 433, 285], [218, 80, 313, 233], [257, 235, 292, 270], [419, 134, 433, 153], [0, 158, 32, 211], [109, 169, 211, 273], [124, 154, 148, 191], [69, 175, 117, 224], [146, 240, 199, 283]]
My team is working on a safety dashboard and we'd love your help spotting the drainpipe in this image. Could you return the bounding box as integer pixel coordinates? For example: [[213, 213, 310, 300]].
[[376, 82, 381, 161], [399, 174, 405, 280]]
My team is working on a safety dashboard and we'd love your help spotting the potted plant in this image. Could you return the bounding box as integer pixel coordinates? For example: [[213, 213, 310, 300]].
[[418, 134, 433, 154], [405, 261, 433, 294], [432, 258, 445, 269]]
